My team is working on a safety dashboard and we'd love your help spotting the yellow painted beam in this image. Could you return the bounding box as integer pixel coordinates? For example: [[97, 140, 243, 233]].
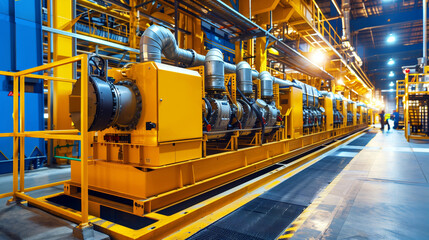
[[235, 41, 244, 63], [256, 7, 295, 25], [238, 0, 281, 17], [77, 0, 130, 22]]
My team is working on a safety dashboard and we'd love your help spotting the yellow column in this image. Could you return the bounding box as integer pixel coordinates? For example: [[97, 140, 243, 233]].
[[235, 41, 244, 63], [247, 39, 254, 67], [53, 0, 73, 161], [129, 0, 137, 61], [255, 37, 267, 72]]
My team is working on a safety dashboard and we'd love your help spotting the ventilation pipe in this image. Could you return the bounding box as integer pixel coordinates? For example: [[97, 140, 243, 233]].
[[236, 61, 253, 95], [140, 25, 298, 91], [259, 71, 274, 99], [341, 0, 351, 41], [424, 0, 427, 67], [140, 24, 205, 66], [205, 49, 226, 91]]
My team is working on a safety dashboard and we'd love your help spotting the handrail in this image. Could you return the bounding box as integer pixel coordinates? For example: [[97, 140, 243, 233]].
[[0, 54, 91, 225]]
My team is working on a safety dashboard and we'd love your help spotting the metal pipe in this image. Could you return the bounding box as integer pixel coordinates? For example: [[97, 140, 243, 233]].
[[236, 61, 253, 95], [273, 77, 294, 88], [259, 71, 273, 99], [424, 0, 427, 67], [205, 49, 225, 91], [140, 24, 205, 66], [140, 25, 296, 89], [342, 0, 351, 41]]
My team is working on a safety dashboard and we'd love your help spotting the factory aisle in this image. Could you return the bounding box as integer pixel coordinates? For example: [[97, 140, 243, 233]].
[[291, 129, 429, 239]]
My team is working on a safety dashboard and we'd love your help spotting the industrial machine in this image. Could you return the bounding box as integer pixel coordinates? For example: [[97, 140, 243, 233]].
[[27, 25, 367, 239], [402, 58, 429, 140]]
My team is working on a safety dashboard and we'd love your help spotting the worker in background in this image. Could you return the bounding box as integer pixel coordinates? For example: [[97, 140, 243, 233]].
[[385, 112, 391, 131], [379, 110, 385, 130], [392, 110, 399, 129]]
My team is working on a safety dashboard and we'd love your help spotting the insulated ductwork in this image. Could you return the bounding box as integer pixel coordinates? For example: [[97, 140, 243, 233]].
[[140, 25, 262, 77], [259, 71, 273, 99], [273, 78, 294, 88], [236, 61, 253, 95], [205, 48, 225, 92], [342, 0, 351, 41], [140, 24, 205, 66]]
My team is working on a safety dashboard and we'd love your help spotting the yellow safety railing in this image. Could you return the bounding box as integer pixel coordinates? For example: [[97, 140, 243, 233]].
[[396, 79, 405, 96], [403, 73, 429, 141], [0, 54, 90, 225], [76, 9, 129, 44], [312, 0, 343, 48]]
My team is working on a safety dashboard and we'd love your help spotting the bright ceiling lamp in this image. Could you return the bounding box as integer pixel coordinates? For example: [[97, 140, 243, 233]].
[[387, 58, 395, 65], [389, 81, 394, 87], [387, 34, 396, 43], [366, 92, 372, 98], [337, 78, 345, 86], [310, 49, 327, 66], [388, 71, 395, 77]]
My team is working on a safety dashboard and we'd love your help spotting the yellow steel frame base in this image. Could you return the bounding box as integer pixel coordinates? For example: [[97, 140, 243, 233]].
[[30, 124, 367, 240]]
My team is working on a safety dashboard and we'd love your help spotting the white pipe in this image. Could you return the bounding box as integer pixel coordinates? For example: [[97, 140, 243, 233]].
[[424, 0, 427, 67]]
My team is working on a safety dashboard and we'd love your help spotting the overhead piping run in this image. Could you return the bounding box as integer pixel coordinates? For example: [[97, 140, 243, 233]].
[[140, 24, 259, 79], [140, 24, 205, 66], [342, 0, 350, 41], [423, 0, 428, 67], [190, 0, 334, 80]]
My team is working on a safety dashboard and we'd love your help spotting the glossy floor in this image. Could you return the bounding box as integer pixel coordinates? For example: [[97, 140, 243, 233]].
[[292, 128, 429, 240]]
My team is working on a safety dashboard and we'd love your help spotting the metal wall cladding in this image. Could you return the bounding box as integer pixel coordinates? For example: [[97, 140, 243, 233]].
[[0, 0, 45, 172]]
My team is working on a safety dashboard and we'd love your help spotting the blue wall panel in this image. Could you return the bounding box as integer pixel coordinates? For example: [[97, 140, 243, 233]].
[[0, 0, 45, 172]]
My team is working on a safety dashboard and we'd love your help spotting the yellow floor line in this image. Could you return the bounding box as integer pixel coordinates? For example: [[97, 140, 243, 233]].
[[164, 158, 320, 240]]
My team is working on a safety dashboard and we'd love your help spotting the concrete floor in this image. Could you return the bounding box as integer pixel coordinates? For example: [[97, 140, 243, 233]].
[[1, 128, 429, 239], [0, 167, 78, 239], [292, 128, 429, 240]]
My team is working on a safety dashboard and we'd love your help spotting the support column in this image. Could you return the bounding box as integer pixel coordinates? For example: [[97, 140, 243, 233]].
[[255, 37, 267, 72], [53, 0, 73, 163], [129, 0, 137, 61], [235, 41, 244, 63], [247, 39, 254, 67]]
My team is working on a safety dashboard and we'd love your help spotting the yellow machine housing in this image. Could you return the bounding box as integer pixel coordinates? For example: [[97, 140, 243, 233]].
[[71, 62, 203, 198], [280, 87, 303, 138], [352, 102, 357, 125], [322, 96, 333, 131]]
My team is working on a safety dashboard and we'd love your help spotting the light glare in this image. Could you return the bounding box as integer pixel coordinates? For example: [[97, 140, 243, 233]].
[[310, 49, 327, 66], [389, 71, 395, 77], [387, 58, 395, 65], [389, 81, 394, 87], [387, 34, 395, 43]]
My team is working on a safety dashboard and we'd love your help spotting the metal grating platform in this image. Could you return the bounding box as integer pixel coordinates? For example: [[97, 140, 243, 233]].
[[188, 132, 376, 240]]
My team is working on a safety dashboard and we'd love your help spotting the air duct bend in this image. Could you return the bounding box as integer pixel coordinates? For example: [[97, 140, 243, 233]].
[[205, 48, 225, 91], [140, 25, 205, 66], [236, 61, 253, 95], [273, 78, 294, 88], [259, 71, 273, 99]]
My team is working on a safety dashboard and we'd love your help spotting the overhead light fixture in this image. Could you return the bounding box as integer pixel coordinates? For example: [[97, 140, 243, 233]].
[[366, 93, 371, 98], [389, 71, 395, 77], [389, 81, 394, 87], [310, 49, 327, 66], [387, 58, 395, 65], [387, 34, 396, 43], [268, 48, 279, 56], [337, 78, 345, 86]]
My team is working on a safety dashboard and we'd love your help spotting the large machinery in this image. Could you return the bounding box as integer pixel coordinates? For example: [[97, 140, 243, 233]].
[[47, 25, 367, 238]]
